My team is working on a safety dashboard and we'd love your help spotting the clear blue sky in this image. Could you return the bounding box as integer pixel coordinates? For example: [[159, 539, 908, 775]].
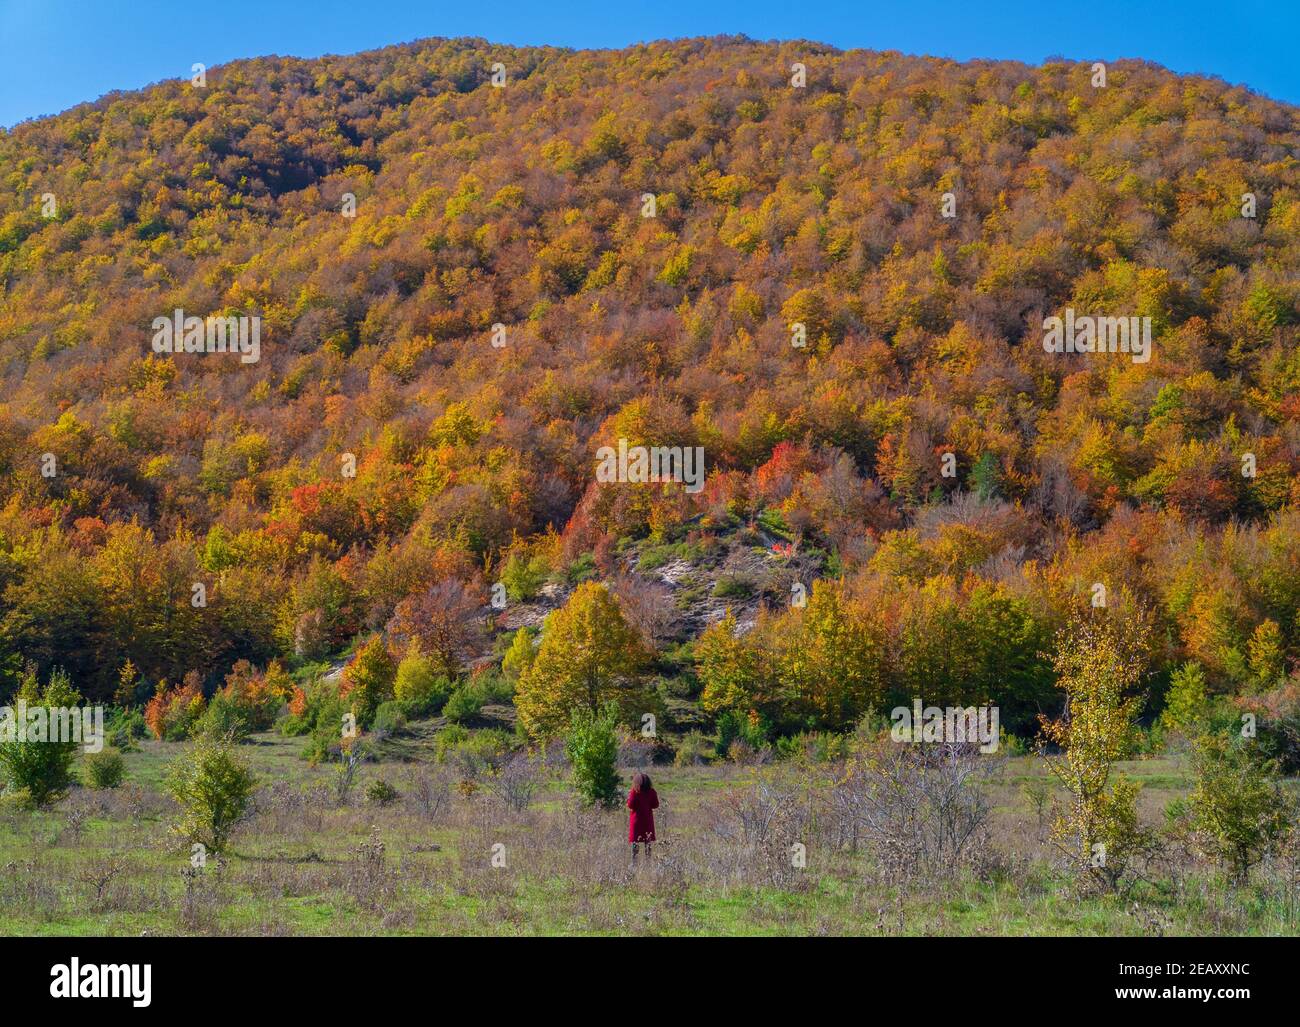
[[1, 0, 1295, 128]]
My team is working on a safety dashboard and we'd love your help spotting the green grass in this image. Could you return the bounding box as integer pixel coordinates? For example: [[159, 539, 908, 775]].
[[1, 734, 1296, 936]]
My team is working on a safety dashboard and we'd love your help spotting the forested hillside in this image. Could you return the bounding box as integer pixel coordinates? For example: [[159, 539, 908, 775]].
[[1, 35, 1299, 749]]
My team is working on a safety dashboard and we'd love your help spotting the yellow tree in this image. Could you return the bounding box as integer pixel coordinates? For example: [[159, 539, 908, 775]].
[[515, 582, 648, 739], [697, 610, 764, 717], [777, 580, 887, 730], [1038, 592, 1154, 891]]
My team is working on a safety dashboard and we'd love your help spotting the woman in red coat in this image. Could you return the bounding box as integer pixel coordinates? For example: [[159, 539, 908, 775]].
[[626, 771, 659, 865]]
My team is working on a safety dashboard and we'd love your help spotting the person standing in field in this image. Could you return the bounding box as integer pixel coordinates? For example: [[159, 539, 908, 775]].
[[627, 771, 659, 866]]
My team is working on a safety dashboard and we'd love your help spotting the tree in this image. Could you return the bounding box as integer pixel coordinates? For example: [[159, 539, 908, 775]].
[[1160, 661, 1210, 738], [566, 703, 621, 807], [1178, 733, 1293, 884], [340, 634, 396, 728], [1038, 599, 1156, 892], [697, 611, 766, 718], [165, 734, 257, 852], [0, 668, 83, 806], [776, 581, 887, 731], [393, 643, 451, 713], [500, 627, 537, 683], [515, 582, 649, 739], [386, 578, 486, 679]]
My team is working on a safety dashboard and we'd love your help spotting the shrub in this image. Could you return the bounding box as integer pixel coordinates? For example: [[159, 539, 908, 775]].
[[164, 734, 257, 852], [435, 726, 514, 772], [195, 691, 251, 742], [144, 677, 207, 741], [776, 730, 851, 763], [673, 730, 714, 766], [1175, 732, 1295, 883], [372, 701, 408, 735], [566, 703, 621, 807], [209, 659, 288, 733], [107, 709, 147, 751], [1160, 661, 1210, 739], [0, 669, 84, 806], [484, 751, 538, 811], [433, 723, 470, 761], [393, 648, 452, 714], [444, 682, 486, 724], [339, 634, 396, 728], [712, 574, 755, 599], [1234, 679, 1300, 773], [366, 778, 400, 805], [499, 549, 549, 601], [717, 709, 770, 753], [83, 748, 126, 789], [501, 627, 538, 683], [281, 678, 351, 764]]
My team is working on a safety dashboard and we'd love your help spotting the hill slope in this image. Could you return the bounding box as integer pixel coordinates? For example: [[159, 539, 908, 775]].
[[1, 37, 1299, 719]]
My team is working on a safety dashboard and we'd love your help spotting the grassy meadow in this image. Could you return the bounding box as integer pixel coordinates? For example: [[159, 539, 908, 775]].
[[2, 731, 1297, 937]]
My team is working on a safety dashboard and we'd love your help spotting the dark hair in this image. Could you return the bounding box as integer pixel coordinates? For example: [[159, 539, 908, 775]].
[[632, 771, 652, 792]]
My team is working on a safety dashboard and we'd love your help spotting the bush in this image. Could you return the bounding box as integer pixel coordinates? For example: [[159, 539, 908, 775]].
[[566, 703, 621, 807], [0, 669, 83, 807], [717, 709, 769, 753], [372, 701, 408, 735], [195, 691, 251, 742], [435, 726, 514, 770], [712, 574, 755, 599], [340, 634, 396, 728], [444, 673, 512, 724], [107, 709, 147, 751], [775, 730, 851, 763], [1174, 732, 1295, 883], [144, 677, 207, 741], [281, 678, 351, 764], [673, 730, 714, 766], [366, 778, 400, 805], [500, 549, 550, 601], [393, 649, 452, 714], [501, 627, 537, 683], [208, 659, 289, 733], [1234, 680, 1300, 774], [165, 734, 257, 852], [83, 748, 126, 789]]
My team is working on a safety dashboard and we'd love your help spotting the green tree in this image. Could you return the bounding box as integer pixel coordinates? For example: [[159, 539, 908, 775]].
[[164, 734, 257, 852], [566, 702, 621, 807], [0, 668, 83, 807], [393, 644, 450, 713], [1161, 661, 1210, 737], [1179, 733, 1293, 884], [777, 581, 886, 731], [697, 610, 765, 717], [501, 627, 537, 683]]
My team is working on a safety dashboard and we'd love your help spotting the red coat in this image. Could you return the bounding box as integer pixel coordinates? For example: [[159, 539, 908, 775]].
[[626, 786, 659, 842]]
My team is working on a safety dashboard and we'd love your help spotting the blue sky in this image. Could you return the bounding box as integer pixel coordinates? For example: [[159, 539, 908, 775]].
[[1, 0, 1295, 128]]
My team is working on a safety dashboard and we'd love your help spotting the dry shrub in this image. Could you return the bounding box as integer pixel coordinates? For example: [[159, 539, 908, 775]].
[[833, 740, 1003, 882]]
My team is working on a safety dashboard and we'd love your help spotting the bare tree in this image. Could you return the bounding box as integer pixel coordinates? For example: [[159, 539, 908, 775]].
[[833, 740, 1003, 880], [386, 577, 488, 677], [612, 574, 678, 648]]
